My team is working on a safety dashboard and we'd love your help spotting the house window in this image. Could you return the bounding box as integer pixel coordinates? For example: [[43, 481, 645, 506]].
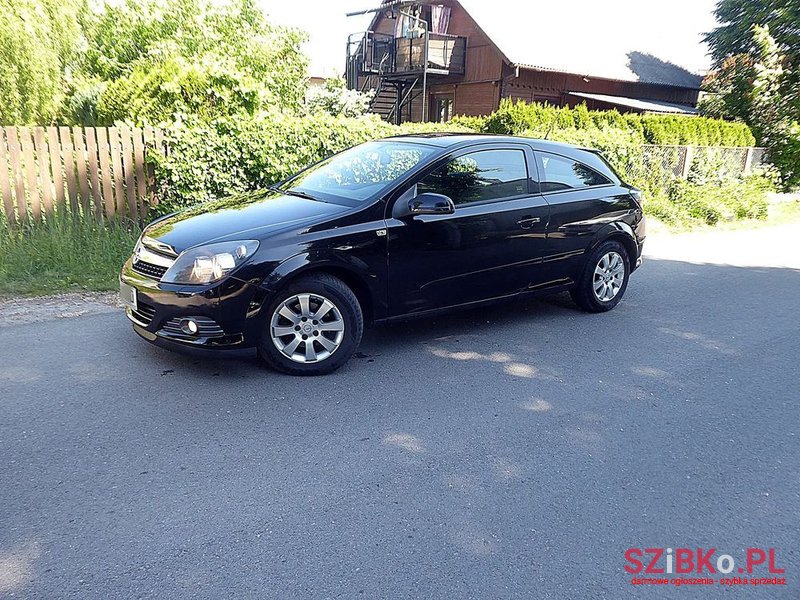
[[432, 95, 454, 122]]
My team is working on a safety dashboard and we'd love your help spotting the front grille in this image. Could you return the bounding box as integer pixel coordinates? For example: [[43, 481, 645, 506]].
[[129, 301, 156, 327], [132, 260, 168, 280], [160, 316, 225, 339]]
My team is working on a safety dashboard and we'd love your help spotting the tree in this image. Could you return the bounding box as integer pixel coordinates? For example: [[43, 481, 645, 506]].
[[704, 8, 800, 189], [705, 0, 799, 120], [697, 55, 755, 122], [77, 0, 308, 125], [705, 0, 800, 69], [748, 26, 800, 187], [0, 0, 87, 124]]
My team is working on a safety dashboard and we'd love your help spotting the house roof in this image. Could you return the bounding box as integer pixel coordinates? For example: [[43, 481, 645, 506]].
[[567, 92, 699, 114], [453, 0, 706, 89]]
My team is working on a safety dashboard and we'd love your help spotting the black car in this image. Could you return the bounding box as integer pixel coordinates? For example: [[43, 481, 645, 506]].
[[120, 134, 645, 375]]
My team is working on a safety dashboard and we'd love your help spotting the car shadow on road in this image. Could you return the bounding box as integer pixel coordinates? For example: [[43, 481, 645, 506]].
[[132, 286, 576, 378], [122, 258, 800, 395]]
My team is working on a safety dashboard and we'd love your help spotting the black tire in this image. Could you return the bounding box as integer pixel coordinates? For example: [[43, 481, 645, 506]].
[[258, 273, 363, 375], [570, 240, 630, 313]]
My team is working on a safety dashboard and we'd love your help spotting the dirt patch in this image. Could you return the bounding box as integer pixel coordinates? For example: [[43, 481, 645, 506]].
[[0, 292, 121, 327]]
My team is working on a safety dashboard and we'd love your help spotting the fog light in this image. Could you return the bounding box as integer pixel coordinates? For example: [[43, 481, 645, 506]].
[[180, 319, 199, 335]]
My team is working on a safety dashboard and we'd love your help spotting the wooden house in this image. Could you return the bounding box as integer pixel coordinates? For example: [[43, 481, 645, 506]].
[[345, 0, 704, 123]]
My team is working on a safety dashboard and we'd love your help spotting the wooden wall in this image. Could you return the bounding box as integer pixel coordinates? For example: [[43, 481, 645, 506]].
[[429, 81, 500, 117]]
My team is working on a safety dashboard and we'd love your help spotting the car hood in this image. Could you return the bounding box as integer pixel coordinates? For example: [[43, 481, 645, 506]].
[[143, 189, 350, 253]]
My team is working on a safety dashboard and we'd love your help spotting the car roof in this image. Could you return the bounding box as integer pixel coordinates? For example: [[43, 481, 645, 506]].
[[383, 133, 586, 154]]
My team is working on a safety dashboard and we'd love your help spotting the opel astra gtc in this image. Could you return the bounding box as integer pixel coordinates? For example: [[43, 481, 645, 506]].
[[120, 134, 645, 375]]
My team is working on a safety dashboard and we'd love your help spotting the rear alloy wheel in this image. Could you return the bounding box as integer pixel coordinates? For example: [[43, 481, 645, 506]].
[[570, 240, 630, 312], [592, 251, 625, 302], [259, 274, 363, 375]]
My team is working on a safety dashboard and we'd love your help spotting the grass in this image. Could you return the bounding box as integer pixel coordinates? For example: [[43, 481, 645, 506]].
[[0, 217, 140, 296], [646, 200, 800, 235], [765, 199, 800, 225], [642, 176, 774, 230]]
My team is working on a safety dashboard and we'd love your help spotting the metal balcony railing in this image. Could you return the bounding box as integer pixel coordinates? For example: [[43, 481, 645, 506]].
[[346, 31, 466, 87]]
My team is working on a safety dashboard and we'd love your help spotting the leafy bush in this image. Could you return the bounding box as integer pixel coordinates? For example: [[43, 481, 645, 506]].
[[639, 114, 754, 146], [395, 120, 475, 135], [471, 99, 765, 227], [658, 176, 771, 226], [306, 77, 374, 118], [148, 113, 477, 214], [479, 99, 755, 147], [150, 113, 391, 212], [449, 114, 487, 131]]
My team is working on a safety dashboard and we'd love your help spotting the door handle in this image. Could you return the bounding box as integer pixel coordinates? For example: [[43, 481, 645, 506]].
[[517, 216, 540, 229]]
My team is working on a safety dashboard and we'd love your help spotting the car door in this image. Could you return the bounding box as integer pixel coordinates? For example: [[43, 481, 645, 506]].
[[534, 150, 634, 283], [386, 144, 550, 316]]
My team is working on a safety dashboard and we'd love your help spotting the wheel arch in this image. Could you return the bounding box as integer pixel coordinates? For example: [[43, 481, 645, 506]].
[[261, 253, 377, 325], [590, 224, 638, 272]]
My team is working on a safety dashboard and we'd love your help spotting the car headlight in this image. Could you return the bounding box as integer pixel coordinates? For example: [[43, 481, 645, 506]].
[[161, 240, 259, 285]]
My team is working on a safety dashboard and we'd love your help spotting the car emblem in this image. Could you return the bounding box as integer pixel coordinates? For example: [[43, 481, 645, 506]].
[[142, 236, 177, 256]]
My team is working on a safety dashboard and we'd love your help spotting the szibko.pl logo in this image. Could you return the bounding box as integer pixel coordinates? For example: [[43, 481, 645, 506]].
[[624, 547, 786, 587]]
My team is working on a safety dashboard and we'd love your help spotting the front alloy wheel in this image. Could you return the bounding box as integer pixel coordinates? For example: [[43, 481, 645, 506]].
[[259, 273, 363, 375], [270, 292, 345, 363]]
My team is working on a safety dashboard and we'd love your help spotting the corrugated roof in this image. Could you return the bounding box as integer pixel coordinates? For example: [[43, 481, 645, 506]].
[[456, 0, 706, 89], [567, 92, 699, 114]]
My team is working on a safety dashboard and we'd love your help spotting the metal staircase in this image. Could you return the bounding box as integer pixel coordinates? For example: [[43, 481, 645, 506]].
[[369, 83, 398, 122], [345, 22, 465, 124]]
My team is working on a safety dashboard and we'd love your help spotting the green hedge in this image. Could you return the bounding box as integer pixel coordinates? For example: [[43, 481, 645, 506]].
[[477, 99, 756, 147], [149, 113, 474, 214], [148, 103, 768, 229]]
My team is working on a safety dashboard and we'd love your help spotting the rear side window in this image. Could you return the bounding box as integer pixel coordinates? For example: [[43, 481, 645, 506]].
[[538, 152, 611, 192], [417, 149, 529, 205]]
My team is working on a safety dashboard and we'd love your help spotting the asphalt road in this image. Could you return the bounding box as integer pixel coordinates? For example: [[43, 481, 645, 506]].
[[1, 223, 799, 599]]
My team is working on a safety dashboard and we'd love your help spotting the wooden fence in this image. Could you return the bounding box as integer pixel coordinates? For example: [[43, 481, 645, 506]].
[[0, 126, 164, 226]]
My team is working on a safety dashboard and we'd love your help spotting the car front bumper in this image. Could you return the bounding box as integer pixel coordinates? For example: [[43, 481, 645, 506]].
[[119, 258, 269, 350]]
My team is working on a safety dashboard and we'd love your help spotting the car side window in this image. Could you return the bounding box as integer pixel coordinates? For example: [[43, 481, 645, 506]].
[[417, 149, 529, 206], [538, 153, 611, 192]]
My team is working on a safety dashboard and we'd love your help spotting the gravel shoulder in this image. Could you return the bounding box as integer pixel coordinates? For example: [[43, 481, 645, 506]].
[[0, 291, 120, 327]]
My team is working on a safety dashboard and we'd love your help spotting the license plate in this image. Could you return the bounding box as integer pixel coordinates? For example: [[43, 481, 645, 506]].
[[120, 281, 138, 311]]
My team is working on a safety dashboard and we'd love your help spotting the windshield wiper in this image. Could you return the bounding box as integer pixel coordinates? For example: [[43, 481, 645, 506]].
[[269, 185, 325, 203]]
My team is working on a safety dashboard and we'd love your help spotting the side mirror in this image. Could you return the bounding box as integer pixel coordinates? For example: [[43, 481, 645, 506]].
[[394, 192, 455, 219]]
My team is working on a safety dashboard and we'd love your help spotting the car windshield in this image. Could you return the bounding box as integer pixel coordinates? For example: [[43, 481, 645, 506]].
[[286, 141, 436, 203]]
